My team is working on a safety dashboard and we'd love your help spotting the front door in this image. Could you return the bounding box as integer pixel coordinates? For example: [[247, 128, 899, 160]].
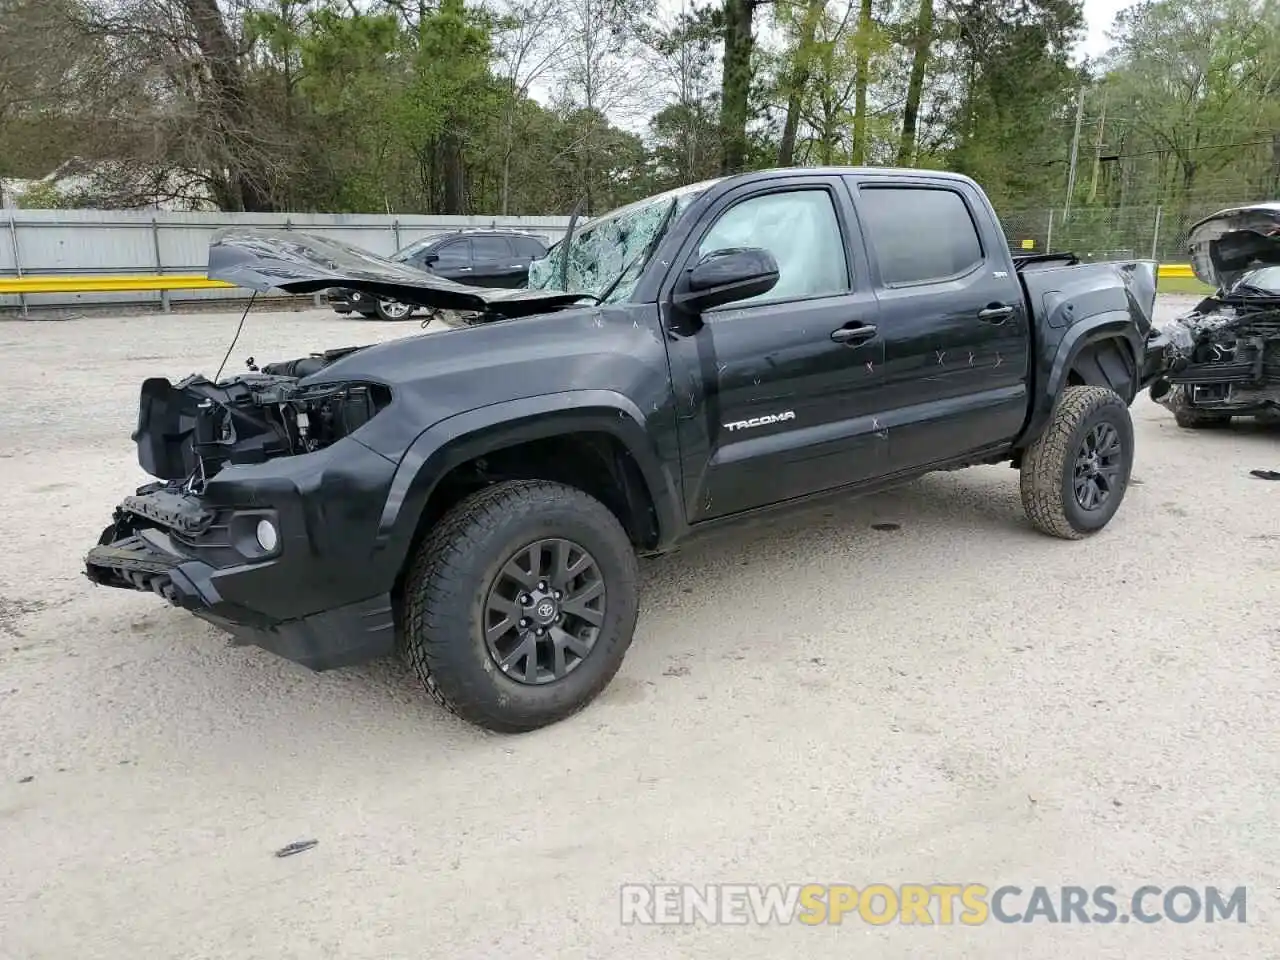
[[846, 177, 1033, 473], [423, 238, 475, 284], [663, 177, 888, 523]]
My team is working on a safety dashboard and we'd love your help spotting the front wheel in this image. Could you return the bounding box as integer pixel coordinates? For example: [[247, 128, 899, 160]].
[[375, 298, 414, 321], [400, 480, 640, 732], [1019, 385, 1135, 540]]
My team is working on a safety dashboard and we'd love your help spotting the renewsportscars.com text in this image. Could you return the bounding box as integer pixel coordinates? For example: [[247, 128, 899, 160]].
[[619, 883, 1248, 926]]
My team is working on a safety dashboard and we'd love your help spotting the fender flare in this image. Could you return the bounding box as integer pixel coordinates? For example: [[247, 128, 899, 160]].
[[371, 390, 684, 575], [1022, 311, 1141, 444]]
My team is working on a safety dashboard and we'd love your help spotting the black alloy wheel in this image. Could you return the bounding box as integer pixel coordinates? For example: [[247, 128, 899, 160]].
[[399, 479, 640, 732], [1019, 385, 1135, 539], [1072, 422, 1123, 511], [482, 538, 606, 684]]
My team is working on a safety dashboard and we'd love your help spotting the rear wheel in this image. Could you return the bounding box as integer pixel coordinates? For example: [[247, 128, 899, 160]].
[[1020, 385, 1135, 540], [400, 480, 640, 732], [375, 298, 414, 321]]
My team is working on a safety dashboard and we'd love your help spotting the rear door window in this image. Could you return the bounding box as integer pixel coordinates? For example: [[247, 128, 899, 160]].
[[472, 236, 513, 261], [857, 187, 984, 285], [514, 236, 547, 258]]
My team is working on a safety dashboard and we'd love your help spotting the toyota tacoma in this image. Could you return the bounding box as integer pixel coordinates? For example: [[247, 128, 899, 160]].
[[85, 168, 1165, 732]]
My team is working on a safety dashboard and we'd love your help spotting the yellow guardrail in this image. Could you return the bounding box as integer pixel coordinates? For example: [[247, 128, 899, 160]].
[[1, 264, 1200, 296], [0, 274, 234, 294]]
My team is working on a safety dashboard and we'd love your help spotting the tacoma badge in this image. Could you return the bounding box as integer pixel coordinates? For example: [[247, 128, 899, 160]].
[[723, 411, 796, 432]]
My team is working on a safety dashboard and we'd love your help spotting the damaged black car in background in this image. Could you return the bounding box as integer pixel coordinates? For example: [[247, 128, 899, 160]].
[[1149, 202, 1280, 428]]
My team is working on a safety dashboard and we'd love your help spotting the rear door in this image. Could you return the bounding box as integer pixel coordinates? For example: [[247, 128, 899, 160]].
[[662, 175, 888, 522], [845, 176, 1032, 473], [509, 236, 548, 284]]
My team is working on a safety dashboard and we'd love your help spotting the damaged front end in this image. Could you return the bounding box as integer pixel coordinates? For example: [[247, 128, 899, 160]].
[[84, 345, 403, 669], [85, 226, 606, 669], [1150, 203, 1280, 422], [130, 348, 389, 485]]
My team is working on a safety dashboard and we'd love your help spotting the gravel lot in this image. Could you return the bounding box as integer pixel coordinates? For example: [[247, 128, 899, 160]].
[[1, 296, 1277, 959]]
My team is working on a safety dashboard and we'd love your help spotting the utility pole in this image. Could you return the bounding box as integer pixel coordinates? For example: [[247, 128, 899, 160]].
[[1064, 84, 1086, 221], [1088, 86, 1109, 204]]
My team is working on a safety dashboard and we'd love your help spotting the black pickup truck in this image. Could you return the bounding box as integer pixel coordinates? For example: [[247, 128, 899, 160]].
[[85, 167, 1164, 732]]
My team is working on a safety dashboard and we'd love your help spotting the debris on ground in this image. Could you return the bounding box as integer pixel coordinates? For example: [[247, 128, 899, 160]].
[[274, 839, 319, 858]]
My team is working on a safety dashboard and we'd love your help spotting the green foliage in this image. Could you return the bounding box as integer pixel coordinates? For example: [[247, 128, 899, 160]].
[[1095, 0, 1280, 210], [0, 0, 1274, 223], [932, 0, 1087, 210], [14, 180, 72, 208]]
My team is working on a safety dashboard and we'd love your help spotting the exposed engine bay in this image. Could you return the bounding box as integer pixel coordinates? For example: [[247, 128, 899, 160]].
[[134, 345, 388, 487], [1149, 202, 1280, 422], [1151, 298, 1280, 413]]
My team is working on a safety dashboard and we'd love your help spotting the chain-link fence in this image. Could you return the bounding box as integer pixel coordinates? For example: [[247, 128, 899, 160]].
[[998, 201, 1260, 264]]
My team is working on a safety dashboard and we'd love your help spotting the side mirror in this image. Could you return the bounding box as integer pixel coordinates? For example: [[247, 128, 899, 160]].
[[673, 247, 779, 313], [421, 254, 440, 266]]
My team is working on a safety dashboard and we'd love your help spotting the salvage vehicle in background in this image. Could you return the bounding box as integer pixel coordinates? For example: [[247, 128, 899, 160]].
[[85, 167, 1164, 733], [326, 228, 549, 321], [1148, 203, 1280, 428]]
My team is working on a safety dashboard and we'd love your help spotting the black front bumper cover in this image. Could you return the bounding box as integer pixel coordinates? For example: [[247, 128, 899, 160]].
[[86, 524, 395, 671]]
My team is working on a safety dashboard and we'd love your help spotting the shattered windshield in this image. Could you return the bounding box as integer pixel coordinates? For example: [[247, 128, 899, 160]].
[[528, 179, 724, 303]]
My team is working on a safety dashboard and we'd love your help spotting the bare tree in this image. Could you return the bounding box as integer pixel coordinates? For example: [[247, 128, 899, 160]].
[[896, 0, 934, 165], [554, 0, 656, 212], [491, 0, 569, 213], [61, 0, 295, 210]]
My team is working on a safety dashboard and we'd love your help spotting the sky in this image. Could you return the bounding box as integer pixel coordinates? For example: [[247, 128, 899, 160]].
[[1080, 0, 1134, 61]]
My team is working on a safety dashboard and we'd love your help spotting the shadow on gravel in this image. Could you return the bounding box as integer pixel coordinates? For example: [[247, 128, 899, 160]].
[[236, 469, 1042, 708], [82, 462, 1148, 751]]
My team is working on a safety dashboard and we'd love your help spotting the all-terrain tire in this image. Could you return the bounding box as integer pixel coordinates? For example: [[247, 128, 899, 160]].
[[1019, 385, 1135, 540], [1168, 386, 1231, 428], [400, 480, 640, 732]]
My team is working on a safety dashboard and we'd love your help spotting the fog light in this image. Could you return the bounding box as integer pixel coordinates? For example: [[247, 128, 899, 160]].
[[255, 518, 279, 553], [350, 291, 362, 301]]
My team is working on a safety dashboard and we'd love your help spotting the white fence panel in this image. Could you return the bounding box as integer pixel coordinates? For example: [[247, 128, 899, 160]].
[[1, 210, 573, 312]]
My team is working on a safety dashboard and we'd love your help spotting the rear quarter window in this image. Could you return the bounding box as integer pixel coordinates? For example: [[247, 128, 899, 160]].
[[515, 236, 548, 258], [857, 187, 985, 285]]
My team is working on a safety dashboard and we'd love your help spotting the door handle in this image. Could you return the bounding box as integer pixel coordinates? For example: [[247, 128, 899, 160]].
[[831, 322, 877, 344], [978, 304, 1015, 324]]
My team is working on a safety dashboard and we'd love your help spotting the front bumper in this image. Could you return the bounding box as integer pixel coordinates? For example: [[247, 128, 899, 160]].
[[84, 437, 404, 671], [86, 526, 396, 670], [325, 287, 376, 314], [1146, 330, 1280, 414]]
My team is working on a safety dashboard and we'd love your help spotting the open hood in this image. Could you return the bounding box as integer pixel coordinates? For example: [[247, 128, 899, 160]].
[[207, 228, 588, 318], [1186, 202, 1280, 292]]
